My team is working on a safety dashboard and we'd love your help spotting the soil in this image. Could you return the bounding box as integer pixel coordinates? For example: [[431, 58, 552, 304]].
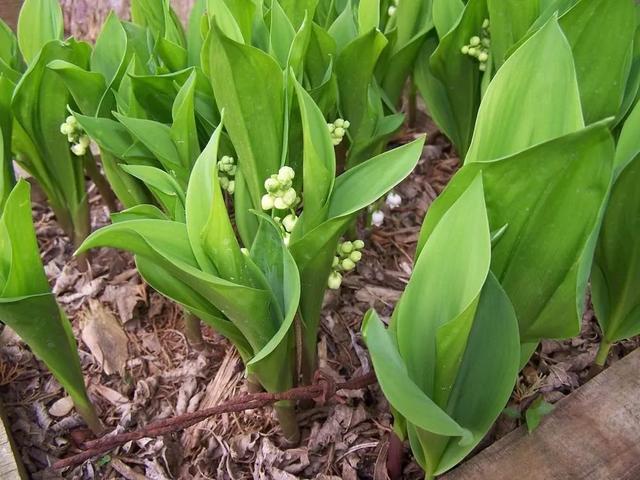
[[1, 3, 638, 480]]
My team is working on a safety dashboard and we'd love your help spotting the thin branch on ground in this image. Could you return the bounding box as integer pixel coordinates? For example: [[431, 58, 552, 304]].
[[53, 371, 377, 470]]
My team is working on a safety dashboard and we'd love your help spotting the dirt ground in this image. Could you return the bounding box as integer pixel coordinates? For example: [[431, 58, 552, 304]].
[[1, 3, 639, 480]]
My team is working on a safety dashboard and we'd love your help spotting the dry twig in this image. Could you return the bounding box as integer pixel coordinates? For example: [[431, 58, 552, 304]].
[[54, 371, 377, 470]]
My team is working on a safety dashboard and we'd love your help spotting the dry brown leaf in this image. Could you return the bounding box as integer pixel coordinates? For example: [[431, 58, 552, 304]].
[[81, 300, 129, 376]]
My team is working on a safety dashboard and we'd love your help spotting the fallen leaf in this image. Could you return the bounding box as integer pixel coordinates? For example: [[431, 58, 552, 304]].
[[81, 300, 129, 376]]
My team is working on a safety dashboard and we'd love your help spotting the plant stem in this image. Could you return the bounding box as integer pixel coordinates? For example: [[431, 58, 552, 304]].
[[387, 431, 404, 480], [595, 340, 612, 367], [408, 80, 417, 129], [84, 155, 118, 213], [75, 396, 104, 436], [274, 402, 300, 445], [183, 311, 208, 351]]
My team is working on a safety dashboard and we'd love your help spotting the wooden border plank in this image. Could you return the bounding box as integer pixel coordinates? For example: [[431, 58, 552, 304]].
[[0, 401, 27, 480], [443, 348, 640, 480]]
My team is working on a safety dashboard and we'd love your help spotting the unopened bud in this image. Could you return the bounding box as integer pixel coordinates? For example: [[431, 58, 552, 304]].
[[350, 251, 362, 263], [353, 240, 365, 250], [327, 271, 343, 290], [282, 214, 297, 233], [261, 194, 275, 210], [341, 258, 356, 271]]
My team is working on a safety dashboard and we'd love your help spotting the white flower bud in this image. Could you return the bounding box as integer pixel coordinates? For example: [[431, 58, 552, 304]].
[[241, 247, 249, 256], [327, 123, 335, 132], [478, 52, 489, 63], [341, 258, 356, 271], [60, 123, 72, 135], [388, 5, 396, 16], [261, 194, 275, 210], [282, 214, 297, 233], [327, 271, 342, 290], [461, 45, 469, 55], [283, 188, 297, 207], [479, 63, 487, 72], [332, 256, 340, 268], [227, 180, 235, 194], [220, 177, 230, 190], [350, 251, 362, 263], [66, 115, 78, 127], [265, 177, 280, 192], [71, 143, 86, 156], [284, 233, 290, 246], [340, 241, 354, 254], [274, 197, 287, 210], [343, 120, 350, 129], [386, 192, 402, 209], [372, 210, 384, 227], [353, 240, 365, 250], [482, 18, 490, 29], [79, 135, 90, 148], [277, 166, 295, 183], [470, 36, 480, 46], [334, 127, 345, 137], [334, 118, 344, 128]]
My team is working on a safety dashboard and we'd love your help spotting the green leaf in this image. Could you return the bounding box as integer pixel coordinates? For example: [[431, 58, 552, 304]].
[[120, 165, 185, 220], [0, 74, 14, 210], [362, 310, 470, 439], [278, 0, 319, 28], [419, 123, 614, 343], [525, 396, 555, 433], [171, 70, 200, 170], [358, 0, 380, 32], [592, 154, 640, 343], [17, 0, 63, 64], [92, 11, 129, 88], [207, 25, 284, 213], [433, 0, 464, 38], [47, 60, 112, 117], [487, 0, 540, 68], [466, 16, 584, 163], [293, 78, 335, 231], [0, 181, 100, 433], [559, 0, 636, 124], [187, 0, 207, 66], [427, 0, 488, 157], [613, 97, 640, 178], [270, 0, 296, 68], [11, 39, 91, 244]]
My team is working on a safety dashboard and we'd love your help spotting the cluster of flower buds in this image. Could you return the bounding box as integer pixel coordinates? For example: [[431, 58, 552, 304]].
[[217, 155, 236, 194], [461, 19, 491, 71], [388, 0, 399, 17], [60, 115, 90, 156], [327, 239, 365, 290], [327, 118, 350, 146], [261, 166, 300, 211]]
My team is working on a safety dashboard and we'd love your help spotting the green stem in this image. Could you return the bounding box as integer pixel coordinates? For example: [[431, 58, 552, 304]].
[[183, 311, 208, 351], [84, 155, 118, 213], [595, 340, 612, 367], [274, 402, 300, 445], [408, 80, 417, 129], [74, 395, 104, 435]]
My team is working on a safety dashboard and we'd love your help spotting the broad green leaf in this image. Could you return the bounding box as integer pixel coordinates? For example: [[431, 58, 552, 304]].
[[171, 71, 200, 170], [17, 0, 63, 64], [187, 0, 207, 66], [47, 60, 112, 116], [207, 25, 284, 212], [559, 0, 635, 124], [466, 17, 583, 163], [92, 12, 129, 88], [0, 18, 22, 73], [0, 75, 14, 210], [362, 310, 470, 439], [293, 78, 335, 231], [77, 219, 274, 350], [613, 97, 640, 178], [525, 397, 555, 433], [11, 39, 91, 244], [433, 0, 464, 38], [591, 155, 640, 343], [394, 0, 433, 49], [0, 181, 100, 432], [278, 0, 319, 28], [429, 0, 488, 156], [396, 174, 490, 396], [269, 0, 297, 68], [207, 0, 245, 43], [419, 123, 614, 343], [487, 0, 540, 68], [120, 165, 185, 220], [327, 136, 425, 219], [359, 0, 380, 32], [328, 1, 358, 52]]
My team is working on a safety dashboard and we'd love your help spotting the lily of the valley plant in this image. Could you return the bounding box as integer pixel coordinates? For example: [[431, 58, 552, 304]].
[[77, 81, 424, 441], [0, 181, 102, 434]]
